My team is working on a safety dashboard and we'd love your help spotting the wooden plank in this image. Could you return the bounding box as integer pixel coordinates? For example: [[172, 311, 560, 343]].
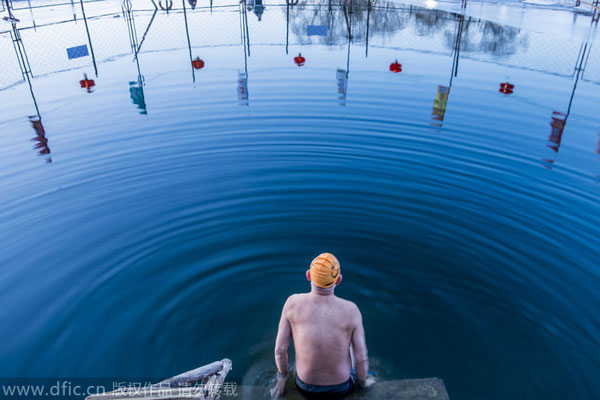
[[85, 359, 232, 400], [86, 387, 207, 399], [153, 360, 224, 388], [207, 358, 232, 400]]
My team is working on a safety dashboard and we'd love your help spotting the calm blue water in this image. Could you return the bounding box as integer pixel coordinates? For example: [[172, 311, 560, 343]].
[[1, 1, 599, 399]]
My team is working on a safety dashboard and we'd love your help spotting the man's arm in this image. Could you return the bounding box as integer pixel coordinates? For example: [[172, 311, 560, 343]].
[[271, 296, 293, 398], [350, 305, 373, 387], [274, 297, 293, 376]]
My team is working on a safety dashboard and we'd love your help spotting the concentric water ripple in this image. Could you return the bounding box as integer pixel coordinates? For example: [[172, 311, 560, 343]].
[[1, 4, 600, 399]]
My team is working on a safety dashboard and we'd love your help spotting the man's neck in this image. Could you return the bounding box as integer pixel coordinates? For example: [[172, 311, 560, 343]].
[[310, 283, 335, 296]]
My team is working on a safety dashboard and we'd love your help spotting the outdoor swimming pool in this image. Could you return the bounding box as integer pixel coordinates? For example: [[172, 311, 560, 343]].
[[0, 0, 599, 398]]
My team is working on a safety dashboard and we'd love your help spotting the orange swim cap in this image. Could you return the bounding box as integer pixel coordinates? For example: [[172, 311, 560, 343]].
[[310, 253, 341, 288]]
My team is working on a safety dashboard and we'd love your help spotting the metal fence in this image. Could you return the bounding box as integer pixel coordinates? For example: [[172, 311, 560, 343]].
[[462, 27, 583, 78], [0, 0, 599, 90], [583, 41, 600, 82], [0, 31, 23, 88]]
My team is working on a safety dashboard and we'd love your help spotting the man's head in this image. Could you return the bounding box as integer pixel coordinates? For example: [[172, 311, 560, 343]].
[[306, 253, 342, 288]]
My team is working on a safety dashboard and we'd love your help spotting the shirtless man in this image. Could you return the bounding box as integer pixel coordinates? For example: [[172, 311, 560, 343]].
[[270, 253, 376, 398]]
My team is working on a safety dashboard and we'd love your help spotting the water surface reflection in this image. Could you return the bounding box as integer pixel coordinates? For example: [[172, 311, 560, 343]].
[[0, 1, 599, 400]]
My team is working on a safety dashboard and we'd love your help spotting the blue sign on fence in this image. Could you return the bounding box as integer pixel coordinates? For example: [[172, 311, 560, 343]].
[[307, 25, 328, 36], [66, 45, 89, 59]]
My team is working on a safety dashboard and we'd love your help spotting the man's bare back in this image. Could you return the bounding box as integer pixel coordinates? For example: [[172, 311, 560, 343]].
[[270, 253, 374, 398], [286, 292, 361, 384]]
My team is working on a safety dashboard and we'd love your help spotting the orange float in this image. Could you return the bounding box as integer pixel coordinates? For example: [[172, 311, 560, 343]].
[[389, 60, 402, 73], [499, 82, 514, 94], [192, 57, 205, 70], [79, 73, 95, 93], [294, 53, 306, 66]]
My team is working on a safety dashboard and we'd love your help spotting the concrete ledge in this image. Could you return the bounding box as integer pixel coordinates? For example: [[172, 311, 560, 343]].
[[241, 378, 449, 399], [348, 378, 449, 399]]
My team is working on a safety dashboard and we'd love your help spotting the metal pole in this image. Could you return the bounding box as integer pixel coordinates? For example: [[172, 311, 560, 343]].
[[11, 24, 41, 118], [135, 8, 157, 56], [346, 33, 350, 77], [26, 68, 40, 118], [452, 15, 466, 81], [10, 31, 26, 78], [365, 0, 371, 57], [239, 1, 250, 61], [26, 0, 36, 29], [10, 21, 33, 79], [343, 3, 352, 42], [182, 0, 195, 82], [285, 3, 289, 55], [244, 2, 250, 56], [565, 23, 593, 118], [80, 0, 98, 76]]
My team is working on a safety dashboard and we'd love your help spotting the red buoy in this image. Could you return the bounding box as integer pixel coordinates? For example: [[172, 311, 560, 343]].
[[499, 82, 514, 94], [294, 53, 306, 66], [79, 73, 95, 93], [192, 57, 205, 70], [389, 60, 402, 73]]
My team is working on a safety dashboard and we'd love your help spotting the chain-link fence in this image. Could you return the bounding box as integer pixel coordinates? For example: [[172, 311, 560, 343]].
[[0, 31, 24, 88], [462, 27, 583, 78], [19, 21, 95, 77], [583, 41, 600, 83], [130, 7, 241, 53], [0, 0, 599, 90]]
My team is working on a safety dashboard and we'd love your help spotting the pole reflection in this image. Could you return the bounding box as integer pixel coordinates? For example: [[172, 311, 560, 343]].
[[3, 0, 599, 167], [543, 19, 594, 167], [431, 13, 464, 129], [431, 85, 449, 127], [129, 76, 147, 114], [238, 1, 250, 106], [29, 115, 51, 163]]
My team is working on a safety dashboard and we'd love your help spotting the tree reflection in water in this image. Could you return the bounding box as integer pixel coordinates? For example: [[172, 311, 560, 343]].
[[288, 0, 526, 57]]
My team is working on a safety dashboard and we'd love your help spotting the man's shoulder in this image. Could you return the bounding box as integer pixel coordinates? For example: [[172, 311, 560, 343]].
[[284, 293, 308, 307], [334, 296, 361, 314]]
